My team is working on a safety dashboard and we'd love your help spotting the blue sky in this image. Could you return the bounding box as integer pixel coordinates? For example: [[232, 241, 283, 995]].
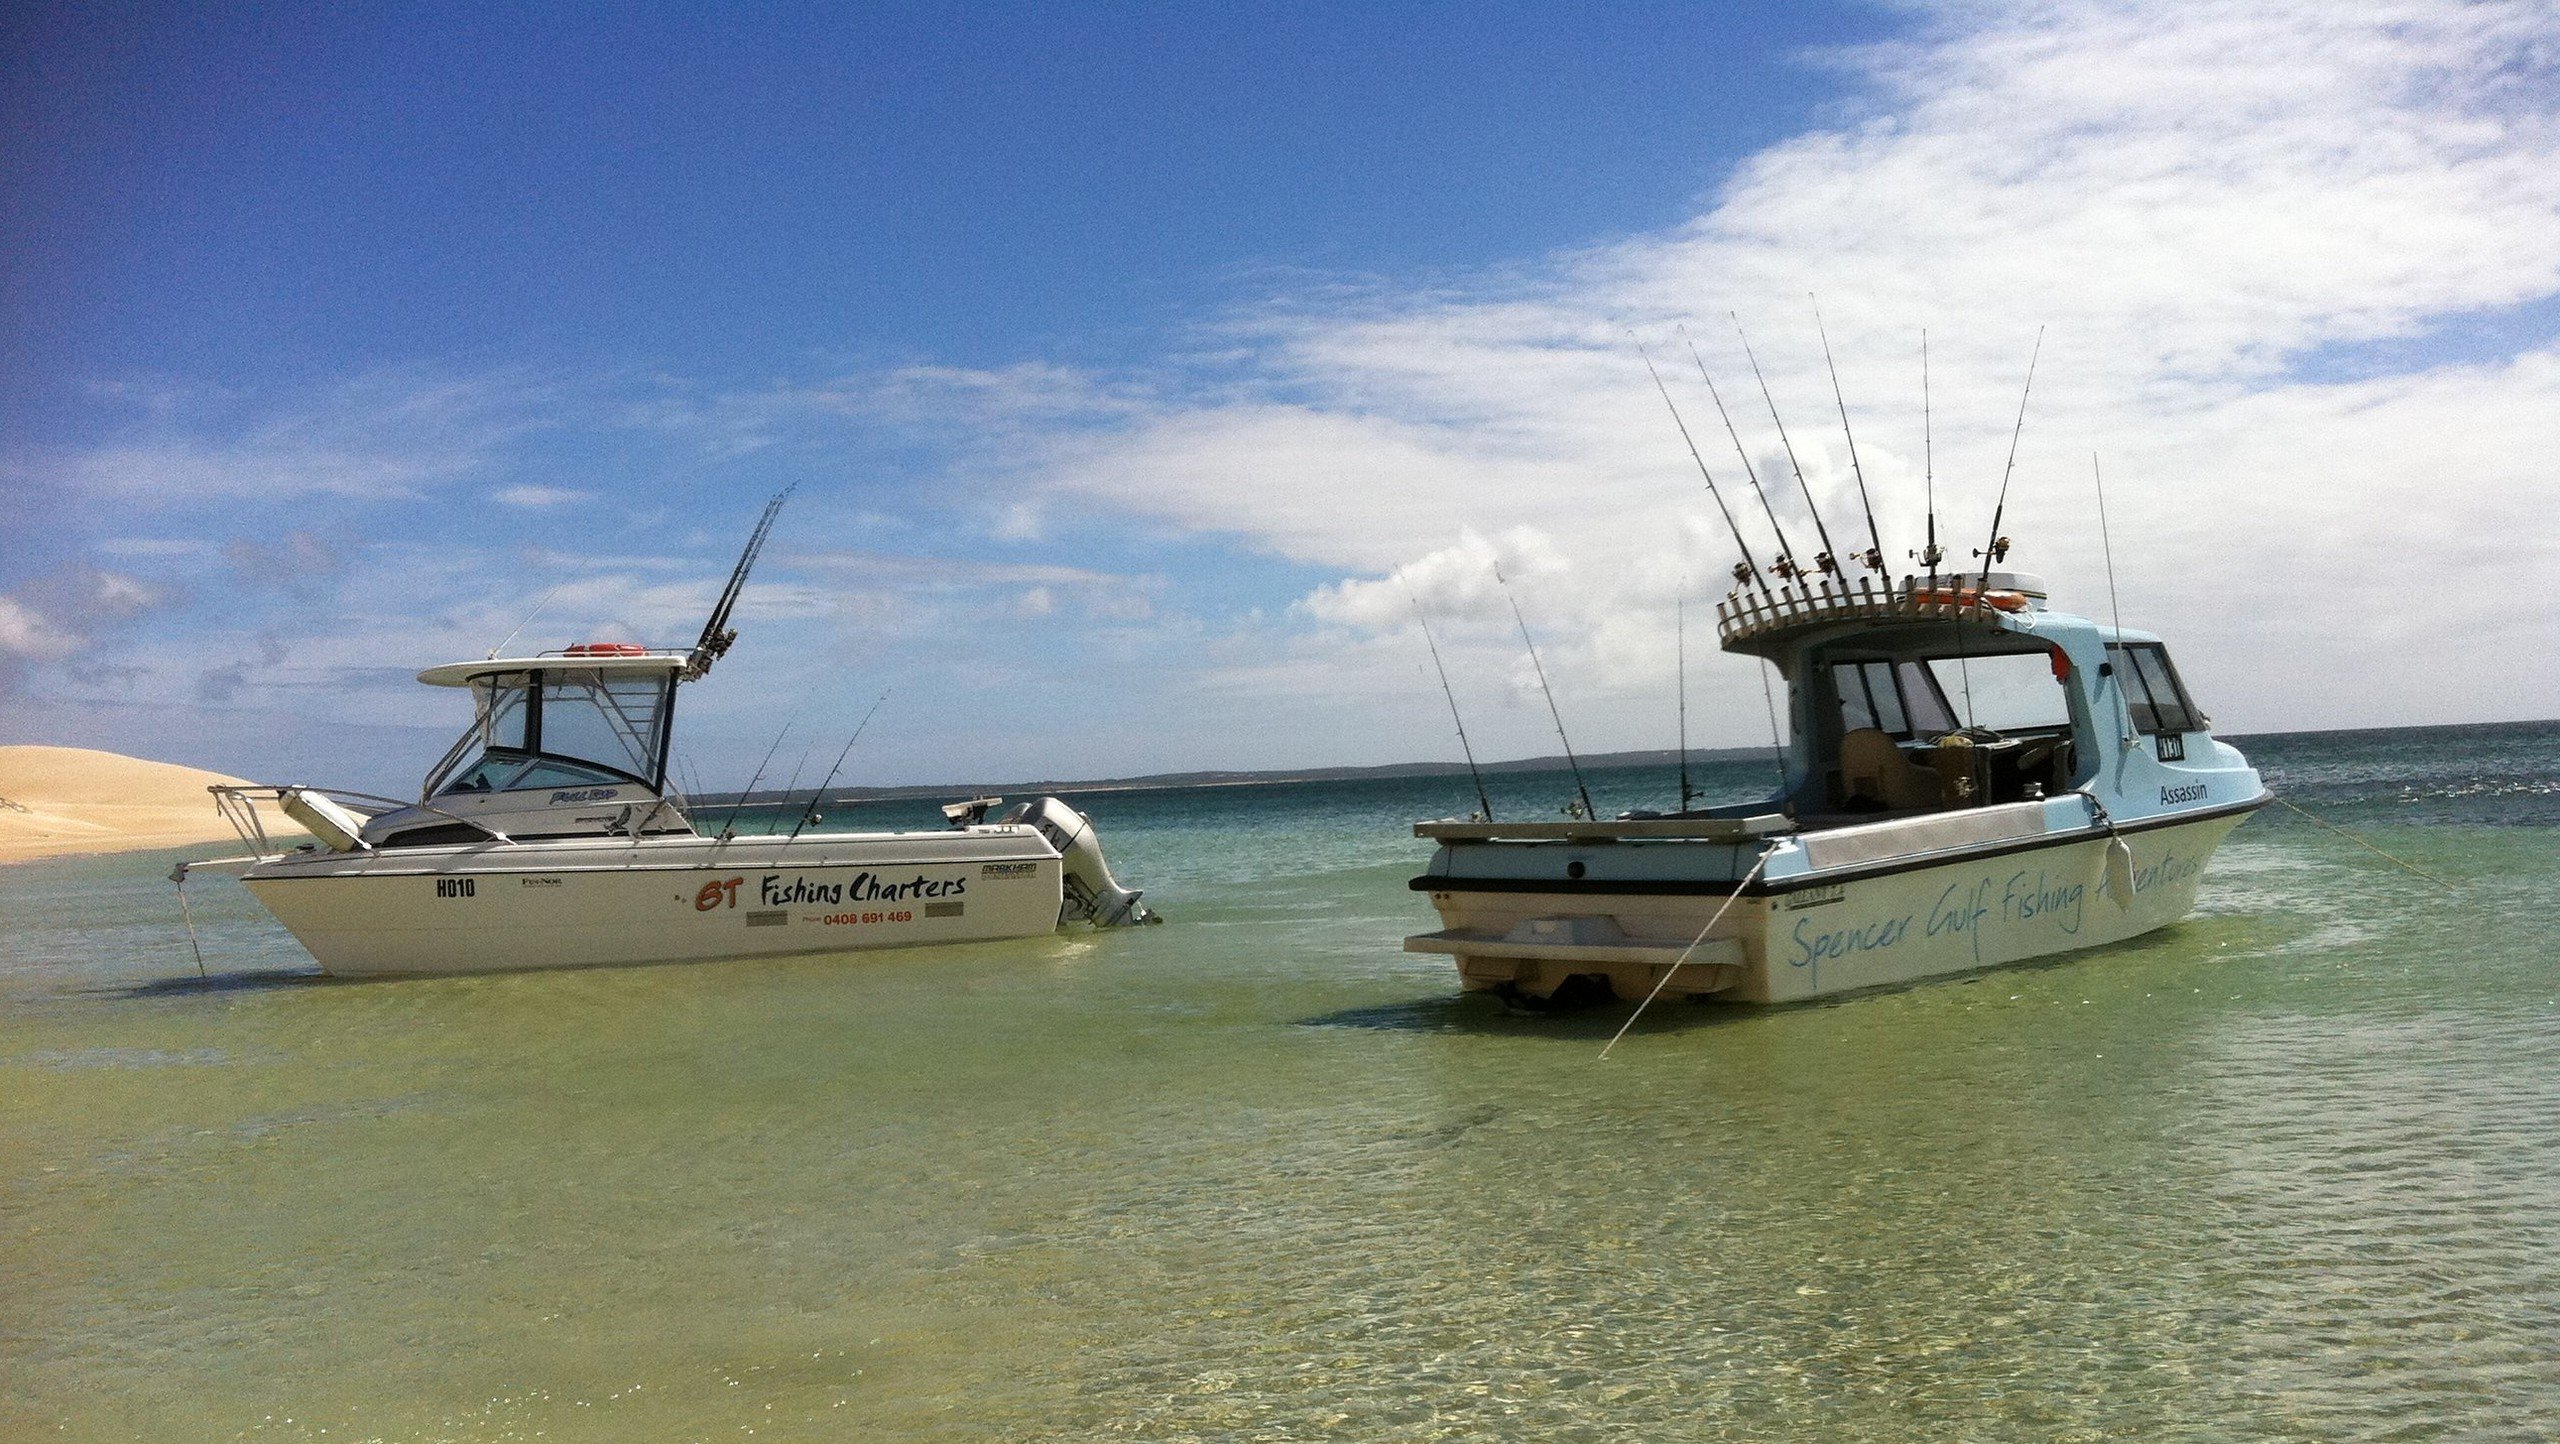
[[5, 1, 2558, 794]]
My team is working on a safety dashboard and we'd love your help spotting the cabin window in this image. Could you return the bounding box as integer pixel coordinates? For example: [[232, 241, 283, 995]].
[[475, 675, 533, 750], [1896, 661, 1960, 734], [2107, 642, 2203, 735], [535, 670, 669, 782], [1835, 662, 1902, 734], [1835, 660, 1962, 739], [1929, 652, 2071, 733]]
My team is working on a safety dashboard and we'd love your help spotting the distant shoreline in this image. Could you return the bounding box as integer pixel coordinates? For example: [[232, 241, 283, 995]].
[[697, 745, 1776, 809], [700, 716, 2560, 810]]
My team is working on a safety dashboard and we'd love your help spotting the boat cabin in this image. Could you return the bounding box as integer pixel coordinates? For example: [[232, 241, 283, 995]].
[[359, 647, 696, 846], [1716, 573, 2212, 830]]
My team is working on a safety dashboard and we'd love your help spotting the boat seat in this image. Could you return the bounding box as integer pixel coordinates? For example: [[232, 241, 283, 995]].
[[1838, 728, 1946, 811]]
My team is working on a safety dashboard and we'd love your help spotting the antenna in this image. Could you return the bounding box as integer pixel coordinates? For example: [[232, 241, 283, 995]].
[[1402, 573, 1495, 822], [1632, 333, 1771, 597], [2093, 454, 2126, 645], [1977, 328, 2045, 590], [788, 690, 891, 840], [1684, 330, 1805, 585], [487, 582, 566, 660], [1811, 297, 1888, 575], [1733, 313, 1841, 578], [685, 485, 795, 682], [1494, 564, 1596, 821], [1918, 331, 1943, 574]]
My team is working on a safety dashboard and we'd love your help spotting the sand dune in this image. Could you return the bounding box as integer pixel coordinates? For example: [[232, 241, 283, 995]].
[[0, 746, 306, 864]]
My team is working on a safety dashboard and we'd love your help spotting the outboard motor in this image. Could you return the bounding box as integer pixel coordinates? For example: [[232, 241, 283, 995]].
[[1001, 796, 1159, 928]]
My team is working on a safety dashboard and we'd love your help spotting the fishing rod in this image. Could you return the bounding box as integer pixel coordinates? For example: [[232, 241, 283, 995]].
[[1976, 327, 2046, 590], [1676, 588, 1699, 811], [1494, 564, 1596, 821], [686, 485, 795, 682], [1401, 573, 1495, 822], [787, 689, 891, 840], [773, 742, 818, 825], [1732, 313, 1842, 579], [1683, 329, 1806, 585], [1917, 330, 1944, 575], [717, 711, 801, 841], [1632, 333, 1772, 597], [1811, 297, 1888, 576]]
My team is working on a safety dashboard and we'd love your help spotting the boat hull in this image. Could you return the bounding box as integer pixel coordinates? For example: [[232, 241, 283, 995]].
[[240, 831, 1069, 977], [1412, 808, 2252, 1004]]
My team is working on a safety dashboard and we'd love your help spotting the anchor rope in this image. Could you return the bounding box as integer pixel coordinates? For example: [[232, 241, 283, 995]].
[[174, 870, 209, 980], [2274, 796, 2459, 893], [1600, 852, 1770, 1060]]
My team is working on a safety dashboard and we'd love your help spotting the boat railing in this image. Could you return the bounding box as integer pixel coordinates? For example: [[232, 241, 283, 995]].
[[1716, 574, 2025, 645], [206, 784, 518, 856], [1415, 814, 1795, 843]]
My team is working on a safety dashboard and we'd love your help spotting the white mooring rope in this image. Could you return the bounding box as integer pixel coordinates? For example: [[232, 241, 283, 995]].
[[1600, 853, 1771, 1060]]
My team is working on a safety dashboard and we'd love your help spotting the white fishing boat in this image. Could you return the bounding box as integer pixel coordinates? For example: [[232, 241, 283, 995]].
[[1405, 569, 2265, 1006], [176, 496, 1155, 977]]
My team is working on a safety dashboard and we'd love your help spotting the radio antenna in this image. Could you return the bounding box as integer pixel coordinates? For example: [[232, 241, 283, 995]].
[[1977, 327, 2045, 590], [788, 689, 891, 840], [1683, 329, 1805, 585], [2092, 455, 2127, 641], [685, 485, 795, 682], [1733, 314, 1841, 578], [1402, 573, 1495, 822], [1918, 331, 1943, 575], [1495, 564, 1596, 821], [487, 582, 566, 660], [1633, 333, 1772, 597], [1811, 297, 1888, 575]]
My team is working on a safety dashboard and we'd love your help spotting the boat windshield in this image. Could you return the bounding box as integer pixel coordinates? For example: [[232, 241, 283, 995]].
[[1832, 652, 2071, 739], [1816, 643, 2081, 818], [422, 667, 675, 798]]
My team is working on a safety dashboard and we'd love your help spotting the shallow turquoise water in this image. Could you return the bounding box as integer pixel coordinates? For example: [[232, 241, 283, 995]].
[[4, 723, 2557, 1441]]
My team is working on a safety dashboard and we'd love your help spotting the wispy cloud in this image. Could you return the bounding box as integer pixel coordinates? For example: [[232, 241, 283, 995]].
[[492, 484, 595, 509]]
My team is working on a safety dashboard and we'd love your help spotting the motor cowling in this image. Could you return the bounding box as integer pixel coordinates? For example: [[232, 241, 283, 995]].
[[1002, 796, 1158, 928]]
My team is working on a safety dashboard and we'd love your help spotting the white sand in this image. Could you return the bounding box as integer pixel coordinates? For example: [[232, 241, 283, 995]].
[[0, 746, 306, 864]]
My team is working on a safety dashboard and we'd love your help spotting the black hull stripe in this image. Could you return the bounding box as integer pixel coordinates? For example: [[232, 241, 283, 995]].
[[1408, 793, 2269, 897]]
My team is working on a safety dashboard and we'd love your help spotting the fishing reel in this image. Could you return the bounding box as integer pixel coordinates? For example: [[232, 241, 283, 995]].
[[1912, 542, 1946, 569], [1973, 537, 2012, 565], [1811, 550, 1841, 576], [1730, 561, 1754, 587], [1853, 546, 1886, 573], [1771, 555, 1802, 582]]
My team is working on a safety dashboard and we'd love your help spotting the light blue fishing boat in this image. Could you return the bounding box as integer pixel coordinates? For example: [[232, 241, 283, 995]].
[[1406, 570, 2269, 1005]]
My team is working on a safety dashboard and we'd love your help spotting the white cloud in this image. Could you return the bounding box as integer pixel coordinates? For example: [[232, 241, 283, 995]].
[[35, 368, 580, 505], [0, 565, 165, 690], [492, 485, 595, 508], [972, 0, 2560, 737]]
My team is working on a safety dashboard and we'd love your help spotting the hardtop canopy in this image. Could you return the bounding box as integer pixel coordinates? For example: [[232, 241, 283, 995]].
[[418, 650, 690, 687]]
